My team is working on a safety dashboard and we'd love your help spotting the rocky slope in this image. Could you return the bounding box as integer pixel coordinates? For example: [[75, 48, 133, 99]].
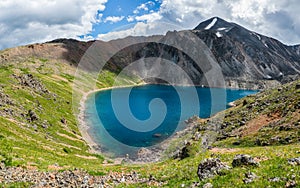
[[194, 17, 300, 88], [78, 17, 300, 89], [179, 79, 300, 152]]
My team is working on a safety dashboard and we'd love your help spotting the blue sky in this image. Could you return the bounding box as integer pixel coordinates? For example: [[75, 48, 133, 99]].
[[90, 0, 161, 35], [0, 0, 300, 49]]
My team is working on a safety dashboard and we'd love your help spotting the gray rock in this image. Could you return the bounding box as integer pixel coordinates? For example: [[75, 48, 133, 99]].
[[193, 132, 202, 141], [197, 158, 230, 180], [232, 154, 259, 167], [288, 157, 300, 166], [286, 180, 297, 188], [243, 172, 258, 184], [28, 109, 38, 122], [202, 182, 213, 188], [269, 177, 281, 182]]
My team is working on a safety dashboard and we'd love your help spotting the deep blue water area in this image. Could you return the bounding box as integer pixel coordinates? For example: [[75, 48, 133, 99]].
[[84, 85, 258, 158]]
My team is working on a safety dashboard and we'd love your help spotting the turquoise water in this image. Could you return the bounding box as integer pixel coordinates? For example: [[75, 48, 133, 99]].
[[85, 85, 258, 158]]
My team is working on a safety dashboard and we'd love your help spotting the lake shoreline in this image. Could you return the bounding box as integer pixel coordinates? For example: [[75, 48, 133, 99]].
[[77, 82, 147, 155], [77, 82, 259, 163]]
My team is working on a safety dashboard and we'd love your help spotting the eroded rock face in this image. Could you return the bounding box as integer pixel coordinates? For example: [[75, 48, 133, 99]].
[[197, 158, 230, 180]]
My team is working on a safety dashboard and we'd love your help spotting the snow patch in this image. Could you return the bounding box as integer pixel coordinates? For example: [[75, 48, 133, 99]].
[[217, 27, 227, 31], [264, 43, 268, 48], [262, 40, 269, 48], [266, 75, 272, 79], [205, 18, 217, 30], [216, 32, 223, 38], [225, 28, 233, 32], [253, 32, 261, 40]]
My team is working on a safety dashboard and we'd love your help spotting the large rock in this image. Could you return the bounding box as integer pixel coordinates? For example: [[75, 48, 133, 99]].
[[243, 172, 258, 184], [28, 109, 38, 122], [197, 158, 230, 180], [288, 157, 300, 166], [232, 154, 259, 167]]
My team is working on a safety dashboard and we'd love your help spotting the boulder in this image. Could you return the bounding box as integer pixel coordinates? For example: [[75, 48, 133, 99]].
[[28, 110, 38, 122], [232, 154, 259, 167], [269, 177, 281, 182], [286, 180, 297, 188], [197, 158, 230, 180], [288, 157, 300, 166], [243, 172, 258, 184]]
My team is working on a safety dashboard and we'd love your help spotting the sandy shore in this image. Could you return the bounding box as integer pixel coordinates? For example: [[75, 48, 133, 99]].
[[77, 82, 146, 154]]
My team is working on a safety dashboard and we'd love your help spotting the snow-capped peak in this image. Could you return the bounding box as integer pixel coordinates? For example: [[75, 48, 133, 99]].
[[205, 18, 217, 30]]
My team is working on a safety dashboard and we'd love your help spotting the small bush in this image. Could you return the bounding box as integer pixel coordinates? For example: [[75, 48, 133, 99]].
[[63, 148, 71, 154]]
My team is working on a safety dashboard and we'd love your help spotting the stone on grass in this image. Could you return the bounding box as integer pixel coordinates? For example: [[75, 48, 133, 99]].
[[197, 158, 230, 180], [232, 154, 259, 167], [243, 172, 258, 184], [288, 157, 300, 166], [202, 182, 213, 188]]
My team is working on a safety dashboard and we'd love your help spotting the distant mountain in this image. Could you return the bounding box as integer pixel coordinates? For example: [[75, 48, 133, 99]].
[[193, 17, 300, 84], [103, 17, 300, 89], [1, 17, 299, 89]]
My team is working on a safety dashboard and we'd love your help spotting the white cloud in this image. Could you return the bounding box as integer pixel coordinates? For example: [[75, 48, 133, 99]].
[[104, 16, 125, 23], [0, 0, 107, 49], [135, 12, 162, 23], [97, 0, 300, 45], [133, 1, 155, 14], [156, 0, 300, 45], [2, 0, 300, 49], [97, 21, 183, 41], [127, 16, 135, 22]]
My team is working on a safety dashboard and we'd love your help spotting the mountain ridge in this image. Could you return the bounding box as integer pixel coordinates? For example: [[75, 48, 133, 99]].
[[1, 17, 299, 90]]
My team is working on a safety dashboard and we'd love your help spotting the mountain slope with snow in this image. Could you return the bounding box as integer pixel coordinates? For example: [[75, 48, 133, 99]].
[[192, 17, 300, 88]]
